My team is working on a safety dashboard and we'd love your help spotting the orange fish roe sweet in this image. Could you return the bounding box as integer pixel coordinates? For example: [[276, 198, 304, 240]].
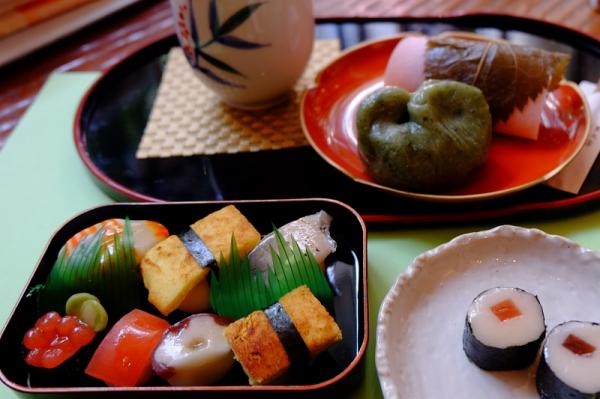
[[23, 311, 96, 369]]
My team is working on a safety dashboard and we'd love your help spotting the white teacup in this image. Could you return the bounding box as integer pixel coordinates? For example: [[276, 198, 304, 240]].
[[170, 0, 314, 109]]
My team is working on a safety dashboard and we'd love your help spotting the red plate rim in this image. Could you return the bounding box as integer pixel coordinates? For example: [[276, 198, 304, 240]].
[[300, 34, 592, 203]]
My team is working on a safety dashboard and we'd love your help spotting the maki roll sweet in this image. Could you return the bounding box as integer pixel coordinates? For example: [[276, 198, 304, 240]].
[[537, 321, 600, 399], [463, 287, 545, 370]]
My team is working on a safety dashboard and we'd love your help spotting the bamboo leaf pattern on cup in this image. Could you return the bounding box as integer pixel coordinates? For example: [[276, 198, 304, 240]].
[[178, 0, 270, 88]]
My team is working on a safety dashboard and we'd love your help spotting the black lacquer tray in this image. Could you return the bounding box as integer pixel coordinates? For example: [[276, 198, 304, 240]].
[[0, 199, 367, 397], [75, 15, 600, 223]]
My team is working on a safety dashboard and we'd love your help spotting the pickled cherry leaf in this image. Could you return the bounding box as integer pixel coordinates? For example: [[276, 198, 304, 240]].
[[424, 37, 570, 122]]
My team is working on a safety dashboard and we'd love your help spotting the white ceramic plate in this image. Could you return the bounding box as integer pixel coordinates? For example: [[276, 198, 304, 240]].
[[376, 225, 600, 399]]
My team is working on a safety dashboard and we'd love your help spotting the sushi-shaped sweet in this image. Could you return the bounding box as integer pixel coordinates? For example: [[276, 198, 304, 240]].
[[384, 34, 570, 140], [39, 218, 169, 316], [152, 314, 234, 386], [63, 218, 169, 263], [85, 309, 170, 387], [463, 287, 545, 370], [223, 285, 342, 385], [141, 205, 261, 315], [210, 227, 334, 321], [248, 210, 337, 276], [537, 321, 600, 399]]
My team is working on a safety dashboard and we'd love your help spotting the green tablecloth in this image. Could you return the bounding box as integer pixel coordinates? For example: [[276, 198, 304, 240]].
[[2, 73, 600, 398]]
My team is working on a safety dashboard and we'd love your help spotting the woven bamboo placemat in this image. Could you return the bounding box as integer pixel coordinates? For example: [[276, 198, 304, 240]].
[[136, 39, 340, 159]]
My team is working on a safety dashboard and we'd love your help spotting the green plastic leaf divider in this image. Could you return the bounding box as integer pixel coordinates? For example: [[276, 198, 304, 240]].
[[40, 218, 140, 316], [210, 228, 334, 320], [43, 226, 103, 311]]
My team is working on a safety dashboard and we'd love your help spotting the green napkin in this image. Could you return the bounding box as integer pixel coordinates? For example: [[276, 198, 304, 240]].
[[2, 72, 600, 398], [0, 72, 111, 398], [0, 72, 110, 319]]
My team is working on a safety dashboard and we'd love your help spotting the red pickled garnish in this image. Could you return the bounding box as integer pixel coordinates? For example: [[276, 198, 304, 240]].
[[23, 311, 96, 369], [563, 334, 596, 356], [490, 299, 522, 321]]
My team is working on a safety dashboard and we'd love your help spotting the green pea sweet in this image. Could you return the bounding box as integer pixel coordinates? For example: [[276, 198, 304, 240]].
[[356, 79, 492, 193], [65, 292, 108, 332]]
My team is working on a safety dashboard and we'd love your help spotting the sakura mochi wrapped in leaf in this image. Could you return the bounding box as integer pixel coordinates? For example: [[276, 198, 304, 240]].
[[384, 33, 571, 140]]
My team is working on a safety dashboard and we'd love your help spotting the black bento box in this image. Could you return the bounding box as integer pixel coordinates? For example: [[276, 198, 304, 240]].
[[0, 199, 367, 397]]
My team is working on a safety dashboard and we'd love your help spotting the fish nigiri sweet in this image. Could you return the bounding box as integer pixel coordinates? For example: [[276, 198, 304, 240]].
[[152, 313, 234, 386], [384, 33, 570, 140], [38, 218, 170, 316], [63, 218, 169, 262], [248, 211, 337, 276]]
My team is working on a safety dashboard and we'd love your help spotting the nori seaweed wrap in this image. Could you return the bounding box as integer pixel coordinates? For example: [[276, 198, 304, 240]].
[[463, 287, 545, 371], [537, 321, 600, 399]]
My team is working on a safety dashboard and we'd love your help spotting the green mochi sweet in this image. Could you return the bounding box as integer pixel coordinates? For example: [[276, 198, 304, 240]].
[[356, 80, 492, 193]]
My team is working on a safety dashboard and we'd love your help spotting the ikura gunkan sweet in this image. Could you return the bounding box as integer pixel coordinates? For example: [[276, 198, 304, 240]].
[[537, 321, 600, 399], [463, 287, 545, 370], [23, 311, 96, 369]]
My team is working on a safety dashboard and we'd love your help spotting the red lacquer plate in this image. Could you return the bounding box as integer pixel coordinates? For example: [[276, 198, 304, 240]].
[[301, 34, 591, 202]]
